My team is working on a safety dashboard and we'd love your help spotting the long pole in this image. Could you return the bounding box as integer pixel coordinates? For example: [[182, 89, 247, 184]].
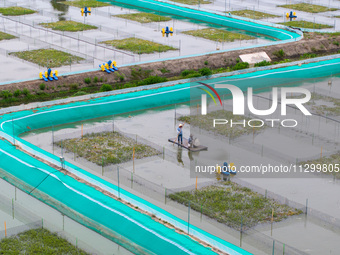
[[188, 201, 191, 234], [117, 166, 120, 198]]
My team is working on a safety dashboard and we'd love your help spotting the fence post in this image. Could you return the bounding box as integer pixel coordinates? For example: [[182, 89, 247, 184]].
[[52, 126, 54, 154], [272, 240, 275, 255], [305, 198, 308, 215], [12, 199, 14, 219], [131, 172, 133, 188], [102, 156, 104, 176], [4, 222, 6, 237], [165, 188, 167, 204], [117, 166, 120, 199], [133, 147, 135, 173], [188, 201, 191, 234]]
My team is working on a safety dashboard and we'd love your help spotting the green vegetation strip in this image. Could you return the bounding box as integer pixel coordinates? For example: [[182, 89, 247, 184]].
[[307, 93, 340, 116], [182, 28, 255, 42], [0, 7, 36, 16], [169, 182, 302, 229], [171, 0, 211, 5], [0, 31, 16, 41], [100, 38, 177, 54], [278, 4, 337, 13], [115, 12, 171, 23], [63, 0, 110, 8], [9, 49, 84, 68], [300, 153, 340, 179], [178, 110, 265, 138], [0, 229, 88, 254], [39, 21, 97, 32], [55, 132, 160, 165], [230, 10, 279, 20], [279, 20, 332, 29]]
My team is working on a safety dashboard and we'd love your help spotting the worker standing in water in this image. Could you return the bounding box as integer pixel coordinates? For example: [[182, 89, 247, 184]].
[[177, 123, 183, 144]]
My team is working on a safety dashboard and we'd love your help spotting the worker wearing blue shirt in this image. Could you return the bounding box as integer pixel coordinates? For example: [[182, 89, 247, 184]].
[[177, 123, 183, 144]]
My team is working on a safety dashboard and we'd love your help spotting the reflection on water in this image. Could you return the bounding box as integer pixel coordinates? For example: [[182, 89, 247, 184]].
[[177, 147, 184, 166], [50, 0, 69, 21]]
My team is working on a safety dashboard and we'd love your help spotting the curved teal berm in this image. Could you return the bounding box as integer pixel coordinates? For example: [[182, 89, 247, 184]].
[[102, 0, 301, 41]]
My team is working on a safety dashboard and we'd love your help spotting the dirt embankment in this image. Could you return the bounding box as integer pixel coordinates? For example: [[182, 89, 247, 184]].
[[1, 33, 340, 93]]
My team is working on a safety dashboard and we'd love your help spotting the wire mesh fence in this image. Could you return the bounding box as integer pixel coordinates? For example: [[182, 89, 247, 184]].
[[42, 120, 332, 254], [0, 177, 125, 254]]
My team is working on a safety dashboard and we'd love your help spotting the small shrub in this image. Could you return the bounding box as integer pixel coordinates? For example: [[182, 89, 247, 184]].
[[232, 62, 249, 70], [116, 73, 125, 82], [39, 83, 46, 90], [160, 68, 170, 74], [137, 76, 167, 86], [100, 84, 113, 92], [93, 76, 99, 83], [204, 60, 209, 65], [84, 77, 91, 84], [1, 90, 12, 99], [73, 91, 87, 97], [300, 53, 317, 59], [333, 41, 339, 46], [254, 60, 271, 67], [22, 88, 30, 96], [181, 69, 200, 78], [199, 67, 212, 76], [69, 83, 78, 91], [99, 77, 103, 82], [273, 49, 285, 59], [13, 89, 21, 97]]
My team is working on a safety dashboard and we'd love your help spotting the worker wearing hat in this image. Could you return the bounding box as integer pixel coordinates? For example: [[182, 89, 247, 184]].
[[177, 123, 183, 144]]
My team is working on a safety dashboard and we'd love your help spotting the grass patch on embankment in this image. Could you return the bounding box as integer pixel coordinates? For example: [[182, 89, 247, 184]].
[[100, 38, 177, 54], [230, 10, 279, 20], [169, 182, 302, 229], [0, 7, 36, 16], [278, 20, 333, 29], [55, 132, 160, 165], [0, 31, 16, 41], [182, 28, 255, 42], [178, 110, 265, 138], [9, 49, 84, 68], [278, 4, 337, 13], [115, 12, 171, 23], [39, 20, 97, 32], [300, 153, 340, 179], [306, 93, 340, 116], [63, 0, 110, 8], [0, 228, 89, 254]]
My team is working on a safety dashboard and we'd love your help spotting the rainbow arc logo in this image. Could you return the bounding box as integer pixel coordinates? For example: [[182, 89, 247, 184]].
[[198, 82, 222, 115]]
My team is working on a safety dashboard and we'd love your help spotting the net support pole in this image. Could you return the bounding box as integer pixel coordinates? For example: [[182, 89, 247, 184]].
[[188, 201, 191, 234], [117, 166, 120, 199]]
